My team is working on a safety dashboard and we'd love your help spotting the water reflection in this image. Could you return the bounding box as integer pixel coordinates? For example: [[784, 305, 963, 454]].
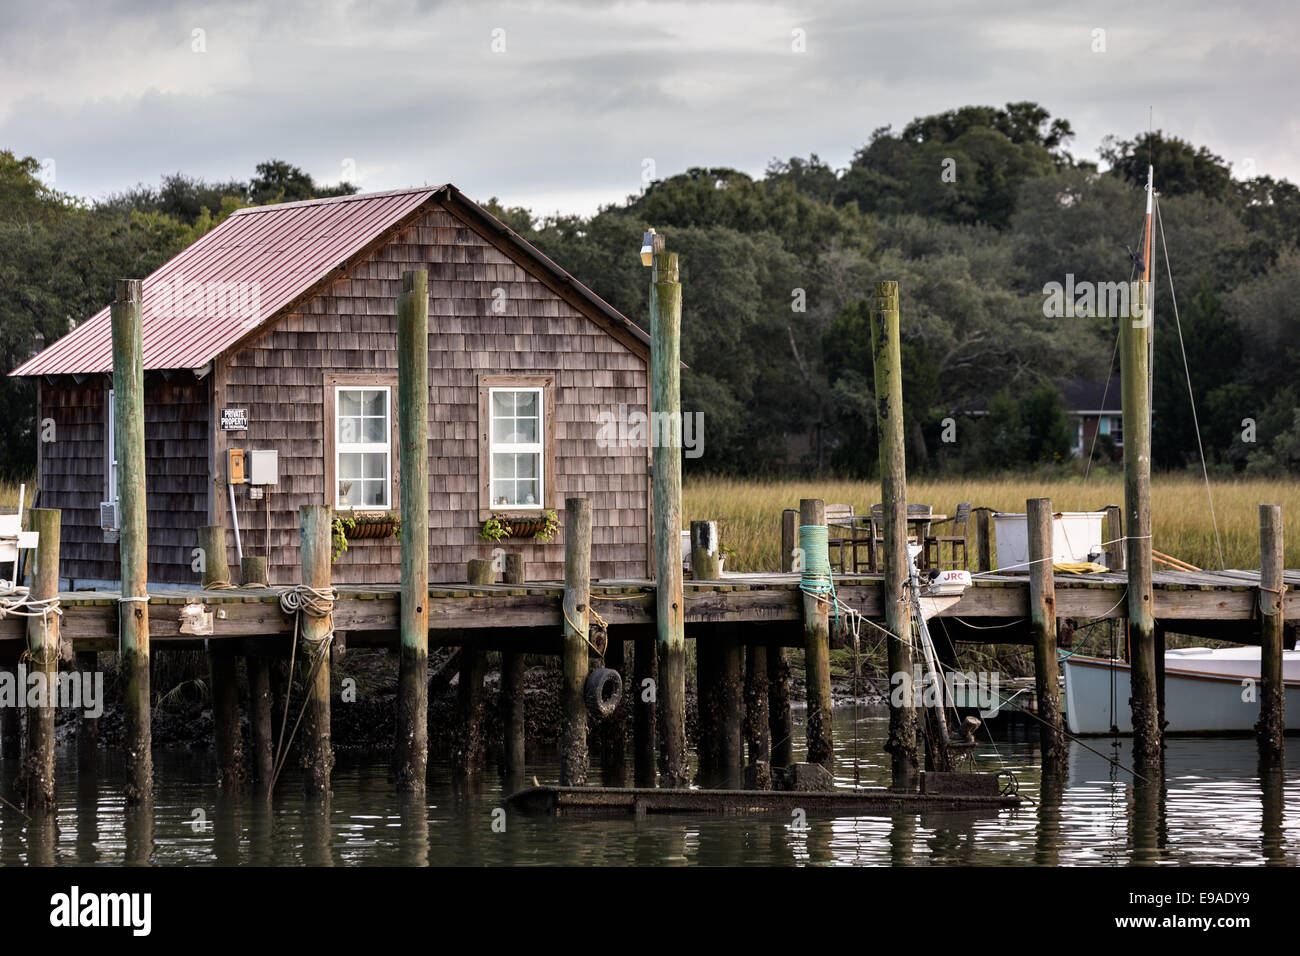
[[0, 712, 1293, 866]]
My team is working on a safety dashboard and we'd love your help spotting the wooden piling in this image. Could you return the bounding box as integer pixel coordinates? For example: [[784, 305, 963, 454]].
[[600, 634, 628, 784], [633, 631, 657, 787], [1103, 505, 1123, 570], [717, 626, 744, 789], [298, 504, 334, 797], [871, 280, 918, 789], [690, 521, 734, 786], [198, 525, 230, 587], [1027, 498, 1064, 764], [455, 562, 492, 775], [0, 665, 18, 758], [240, 556, 267, 587], [744, 644, 770, 766], [22, 508, 59, 814], [1121, 280, 1160, 766], [651, 250, 688, 788], [208, 641, 246, 789], [247, 655, 274, 786], [768, 508, 797, 768], [76, 651, 99, 769], [393, 268, 430, 792], [561, 497, 592, 786], [1257, 504, 1285, 760], [974, 508, 992, 573], [467, 559, 494, 585], [800, 498, 833, 770], [501, 552, 527, 780], [112, 278, 152, 804]]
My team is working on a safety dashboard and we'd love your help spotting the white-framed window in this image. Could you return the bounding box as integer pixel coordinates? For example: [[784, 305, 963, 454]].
[[107, 388, 118, 503], [489, 387, 544, 509], [335, 385, 392, 509], [1109, 415, 1124, 445]]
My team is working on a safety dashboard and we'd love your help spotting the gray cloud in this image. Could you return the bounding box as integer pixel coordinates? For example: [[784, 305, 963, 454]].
[[3, 0, 1296, 215]]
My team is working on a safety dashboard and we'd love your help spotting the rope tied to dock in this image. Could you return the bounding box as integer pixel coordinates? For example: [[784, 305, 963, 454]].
[[267, 584, 338, 798], [0, 586, 62, 623], [798, 523, 840, 635]]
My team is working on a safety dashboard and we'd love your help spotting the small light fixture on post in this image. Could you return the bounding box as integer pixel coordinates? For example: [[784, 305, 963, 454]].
[[640, 228, 665, 268]]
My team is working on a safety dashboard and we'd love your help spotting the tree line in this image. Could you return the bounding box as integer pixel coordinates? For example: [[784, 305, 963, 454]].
[[2, 102, 1298, 481]]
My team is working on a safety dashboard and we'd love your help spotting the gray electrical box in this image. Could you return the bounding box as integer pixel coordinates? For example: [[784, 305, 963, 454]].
[[249, 449, 279, 486]]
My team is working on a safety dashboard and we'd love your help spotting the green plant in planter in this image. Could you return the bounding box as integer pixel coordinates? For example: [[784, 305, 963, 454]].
[[332, 511, 402, 561], [533, 508, 560, 542], [479, 516, 511, 542]]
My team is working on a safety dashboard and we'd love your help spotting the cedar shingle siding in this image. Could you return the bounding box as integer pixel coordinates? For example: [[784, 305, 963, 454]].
[[39, 378, 209, 585], [34, 198, 650, 586]]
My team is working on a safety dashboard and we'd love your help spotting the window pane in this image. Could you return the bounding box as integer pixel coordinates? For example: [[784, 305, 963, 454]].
[[339, 391, 361, 416], [493, 417, 514, 443], [492, 392, 513, 417], [493, 453, 517, 480], [492, 481, 515, 506], [514, 453, 536, 479], [339, 416, 362, 444], [339, 452, 364, 480], [339, 479, 360, 506], [362, 417, 386, 443], [517, 480, 538, 506], [362, 390, 386, 416], [515, 392, 536, 417], [507, 417, 537, 443], [363, 452, 386, 480], [361, 479, 385, 506]]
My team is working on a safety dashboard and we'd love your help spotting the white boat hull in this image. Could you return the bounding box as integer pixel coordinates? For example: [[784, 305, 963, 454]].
[[1063, 649, 1300, 735]]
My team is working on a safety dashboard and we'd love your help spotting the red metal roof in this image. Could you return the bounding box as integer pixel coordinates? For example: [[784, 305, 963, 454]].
[[10, 187, 440, 376]]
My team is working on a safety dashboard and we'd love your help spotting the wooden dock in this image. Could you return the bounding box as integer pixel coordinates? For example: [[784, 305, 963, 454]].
[[5, 569, 1295, 653]]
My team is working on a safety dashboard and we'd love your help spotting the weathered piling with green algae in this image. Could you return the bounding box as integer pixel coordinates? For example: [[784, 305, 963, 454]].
[[871, 280, 917, 790], [112, 278, 152, 804], [651, 250, 688, 788], [393, 269, 430, 792]]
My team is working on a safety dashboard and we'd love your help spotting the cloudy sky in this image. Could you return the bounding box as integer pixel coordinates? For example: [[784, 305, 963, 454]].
[[3, 0, 1296, 216]]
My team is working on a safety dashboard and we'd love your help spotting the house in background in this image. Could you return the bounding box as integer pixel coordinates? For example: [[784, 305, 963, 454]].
[[1062, 375, 1123, 459], [11, 186, 653, 588]]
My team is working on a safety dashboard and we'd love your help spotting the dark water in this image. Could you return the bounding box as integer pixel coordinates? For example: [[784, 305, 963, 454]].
[[1, 710, 1295, 865]]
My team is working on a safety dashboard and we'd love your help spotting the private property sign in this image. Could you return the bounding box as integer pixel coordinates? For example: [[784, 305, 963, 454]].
[[220, 408, 248, 431]]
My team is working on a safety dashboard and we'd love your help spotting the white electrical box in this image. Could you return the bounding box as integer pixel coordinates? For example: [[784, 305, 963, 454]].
[[249, 449, 279, 486]]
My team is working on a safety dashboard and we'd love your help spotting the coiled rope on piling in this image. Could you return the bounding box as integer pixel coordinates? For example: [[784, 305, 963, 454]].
[[267, 584, 337, 797], [0, 586, 62, 622], [798, 523, 839, 635]]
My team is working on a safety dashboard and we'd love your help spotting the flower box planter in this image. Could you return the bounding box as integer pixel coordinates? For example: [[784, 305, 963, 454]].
[[479, 509, 560, 544], [502, 517, 547, 538], [345, 518, 398, 540], [331, 512, 401, 561]]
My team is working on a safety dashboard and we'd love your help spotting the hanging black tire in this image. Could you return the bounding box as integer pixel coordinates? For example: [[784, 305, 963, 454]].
[[584, 667, 623, 719]]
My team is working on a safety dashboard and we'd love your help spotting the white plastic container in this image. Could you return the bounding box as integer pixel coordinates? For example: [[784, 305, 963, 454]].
[[993, 511, 1107, 572]]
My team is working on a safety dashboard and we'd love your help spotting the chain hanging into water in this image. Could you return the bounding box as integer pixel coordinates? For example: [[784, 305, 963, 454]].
[[268, 585, 337, 797]]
